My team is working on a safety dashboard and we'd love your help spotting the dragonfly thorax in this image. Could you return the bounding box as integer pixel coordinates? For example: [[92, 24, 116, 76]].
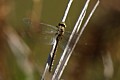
[[55, 22, 66, 40], [57, 23, 66, 36]]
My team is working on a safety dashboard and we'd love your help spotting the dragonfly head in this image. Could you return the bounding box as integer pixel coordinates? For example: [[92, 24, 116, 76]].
[[58, 22, 66, 28]]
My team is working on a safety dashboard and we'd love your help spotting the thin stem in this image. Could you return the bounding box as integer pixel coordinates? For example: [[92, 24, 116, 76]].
[[59, 0, 100, 79], [62, 0, 73, 22]]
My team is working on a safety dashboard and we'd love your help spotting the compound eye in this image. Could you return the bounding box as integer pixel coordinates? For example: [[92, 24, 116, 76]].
[[58, 22, 66, 28]]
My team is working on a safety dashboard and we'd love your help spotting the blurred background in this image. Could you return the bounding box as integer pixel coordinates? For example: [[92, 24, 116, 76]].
[[0, 0, 120, 80]]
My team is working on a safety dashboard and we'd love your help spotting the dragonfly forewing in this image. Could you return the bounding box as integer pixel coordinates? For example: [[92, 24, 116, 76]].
[[23, 18, 59, 43]]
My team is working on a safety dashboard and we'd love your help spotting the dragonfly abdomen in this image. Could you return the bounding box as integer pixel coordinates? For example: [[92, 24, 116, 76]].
[[49, 39, 59, 72]]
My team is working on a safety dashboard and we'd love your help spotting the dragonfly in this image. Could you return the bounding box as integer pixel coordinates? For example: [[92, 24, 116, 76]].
[[23, 18, 68, 72], [42, 22, 67, 72]]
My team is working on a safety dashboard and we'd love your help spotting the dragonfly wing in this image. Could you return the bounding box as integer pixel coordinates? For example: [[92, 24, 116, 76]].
[[23, 18, 58, 34], [23, 18, 58, 45], [40, 23, 57, 30]]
